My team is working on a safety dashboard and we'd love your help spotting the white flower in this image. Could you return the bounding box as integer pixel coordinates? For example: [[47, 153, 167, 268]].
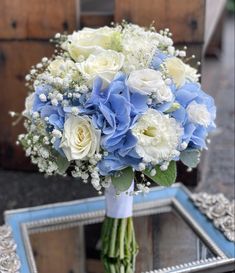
[[164, 57, 186, 87], [127, 69, 173, 103], [52, 129, 62, 138], [164, 57, 200, 87], [39, 93, 47, 102], [48, 57, 78, 80], [184, 64, 200, 82], [23, 93, 35, 118], [60, 115, 101, 161], [121, 27, 157, 72], [187, 102, 211, 127], [63, 27, 121, 61], [77, 49, 124, 86], [132, 109, 182, 164]]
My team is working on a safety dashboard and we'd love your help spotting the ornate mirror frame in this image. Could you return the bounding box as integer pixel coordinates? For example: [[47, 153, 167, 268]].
[[3, 184, 235, 273]]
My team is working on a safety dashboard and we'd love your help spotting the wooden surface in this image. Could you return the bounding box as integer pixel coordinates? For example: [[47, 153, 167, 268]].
[[153, 212, 198, 268], [80, 13, 113, 28], [134, 216, 153, 272], [0, 41, 54, 169], [0, 0, 79, 169], [115, 0, 205, 43], [30, 227, 85, 273], [0, 0, 78, 39]]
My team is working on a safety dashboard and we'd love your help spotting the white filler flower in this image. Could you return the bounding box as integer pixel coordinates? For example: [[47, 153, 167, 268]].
[[187, 101, 211, 127], [60, 115, 100, 161], [127, 68, 173, 103], [23, 93, 35, 118], [77, 49, 124, 86], [132, 109, 182, 164]]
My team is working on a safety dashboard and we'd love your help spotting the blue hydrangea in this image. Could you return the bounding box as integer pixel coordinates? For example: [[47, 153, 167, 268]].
[[171, 83, 216, 149], [150, 51, 169, 70], [33, 84, 53, 112], [85, 73, 148, 175]]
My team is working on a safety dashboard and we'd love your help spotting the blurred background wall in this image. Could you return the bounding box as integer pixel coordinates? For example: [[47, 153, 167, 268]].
[[0, 0, 234, 223]]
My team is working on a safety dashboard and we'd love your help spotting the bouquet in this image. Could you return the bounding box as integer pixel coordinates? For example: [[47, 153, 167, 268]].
[[13, 22, 216, 272]]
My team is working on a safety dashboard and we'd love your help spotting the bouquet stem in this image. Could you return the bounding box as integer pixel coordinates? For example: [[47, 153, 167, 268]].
[[101, 216, 138, 273]]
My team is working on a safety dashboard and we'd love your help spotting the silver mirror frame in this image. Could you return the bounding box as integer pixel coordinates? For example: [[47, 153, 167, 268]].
[[0, 225, 21, 273], [4, 184, 235, 273]]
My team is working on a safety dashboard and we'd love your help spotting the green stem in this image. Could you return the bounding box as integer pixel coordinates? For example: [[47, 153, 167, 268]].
[[119, 218, 127, 259], [109, 218, 118, 257], [101, 216, 138, 273]]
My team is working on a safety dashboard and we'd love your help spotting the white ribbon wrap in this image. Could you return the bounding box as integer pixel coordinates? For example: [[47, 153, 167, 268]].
[[105, 181, 134, 219]]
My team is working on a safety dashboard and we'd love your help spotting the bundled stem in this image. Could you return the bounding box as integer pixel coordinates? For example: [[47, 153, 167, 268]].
[[101, 216, 139, 273]]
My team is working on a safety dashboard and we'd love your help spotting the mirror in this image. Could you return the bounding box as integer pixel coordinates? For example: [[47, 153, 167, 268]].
[[27, 208, 217, 273], [5, 184, 235, 273]]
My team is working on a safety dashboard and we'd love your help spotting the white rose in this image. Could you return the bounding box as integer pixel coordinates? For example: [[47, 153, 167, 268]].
[[60, 115, 100, 161], [164, 57, 186, 88], [23, 93, 35, 118], [127, 69, 173, 103], [187, 102, 211, 127], [132, 109, 182, 164], [48, 57, 79, 80], [63, 27, 121, 61], [184, 64, 200, 82], [77, 49, 124, 86]]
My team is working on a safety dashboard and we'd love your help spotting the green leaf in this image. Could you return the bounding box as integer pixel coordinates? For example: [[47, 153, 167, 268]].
[[56, 155, 70, 174], [112, 167, 134, 192], [144, 161, 177, 187], [180, 149, 200, 168]]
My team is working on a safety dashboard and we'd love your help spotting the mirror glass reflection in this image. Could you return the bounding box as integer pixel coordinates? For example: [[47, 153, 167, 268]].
[[28, 209, 217, 273]]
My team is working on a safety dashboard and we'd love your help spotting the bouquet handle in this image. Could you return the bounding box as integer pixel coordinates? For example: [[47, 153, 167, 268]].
[[101, 182, 138, 273]]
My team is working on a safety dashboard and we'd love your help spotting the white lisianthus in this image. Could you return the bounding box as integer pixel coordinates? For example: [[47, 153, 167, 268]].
[[60, 115, 101, 161], [23, 93, 35, 118], [127, 69, 173, 103], [77, 49, 125, 86], [132, 109, 182, 164], [187, 102, 211, 127], [164, 57, 186, 88], [48, 57, 79, 80], [63, 27, 121, 61]]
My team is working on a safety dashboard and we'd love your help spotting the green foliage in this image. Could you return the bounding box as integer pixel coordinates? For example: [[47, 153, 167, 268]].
[[55, 154, 70, 174], [180, 149, 200, 168], [112, 167, 134, 192], [144, 161, 177, 187]]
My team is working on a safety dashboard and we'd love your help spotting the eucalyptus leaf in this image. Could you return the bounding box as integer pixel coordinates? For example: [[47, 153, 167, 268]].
[[112, 167, 134, 192], [144, 161, 177, 187], [180, 149, 200, 168], [56, 155, 70, 174]]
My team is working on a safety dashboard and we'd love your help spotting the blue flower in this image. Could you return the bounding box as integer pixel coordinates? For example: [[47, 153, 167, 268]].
[[32, 84, 65, 130], [171, 83, 216, 149], [85, 73, 148, 174], [98, 149, 141, 176], [150, 51, 169, 70], [33, 84, 53, 112], [31, 84, 66, 155], [40, 105, 65, 130]]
